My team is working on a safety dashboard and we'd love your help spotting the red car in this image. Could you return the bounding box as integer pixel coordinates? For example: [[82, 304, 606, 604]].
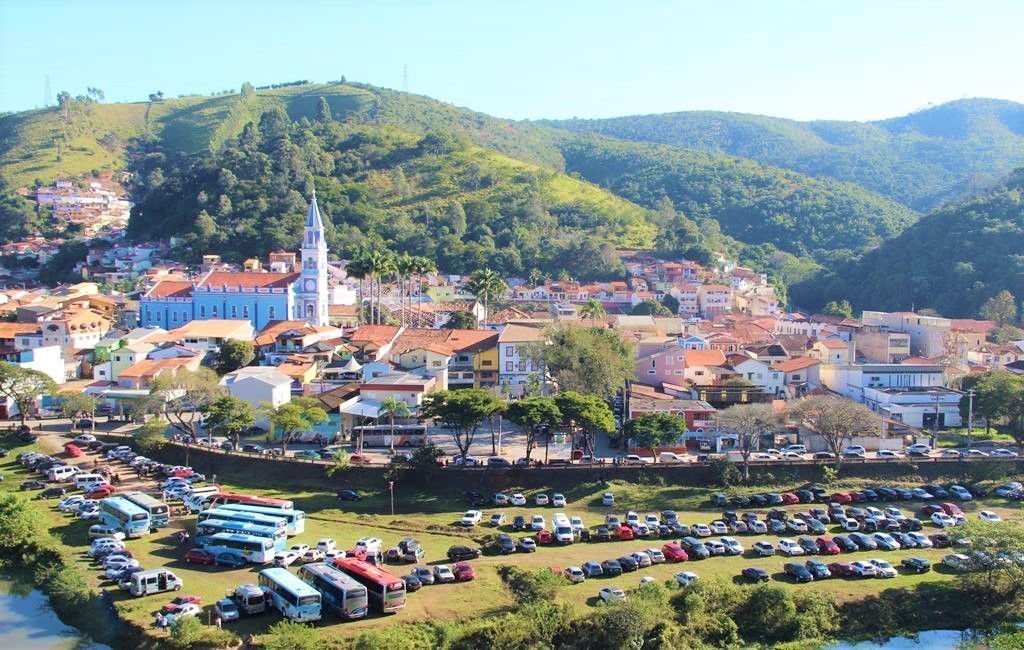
[[781, 492, 800, 505], [87, 485, 116, 499], [816, 536, 840, 555], [454, 562, 475, 582], [617, 525, 635, 541], [661, 542, 689, 562], [63, 443, 83, 458], [831, 492, 853, 504], [162, 595, 202, 612], [184, 548, 216, 565], [169, 467, 194, 478], [940, 503, 963, 516], [536, 530, 554, 545], [828, 562, 855, 577], [349, 454, 373, 465]]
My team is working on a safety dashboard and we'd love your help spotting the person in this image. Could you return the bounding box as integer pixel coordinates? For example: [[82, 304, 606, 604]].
[[245, 633, 256, 649], [155, 612, 165, 628], [215, 615, 222, 629]]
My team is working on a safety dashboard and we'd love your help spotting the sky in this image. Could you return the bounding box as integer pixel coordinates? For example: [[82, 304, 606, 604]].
[[1, 1, 1022, 121]]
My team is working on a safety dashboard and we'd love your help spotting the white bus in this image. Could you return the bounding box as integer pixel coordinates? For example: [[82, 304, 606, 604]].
[[197, 507, 289, 531], [352, 424, 427, 448], [218, 504, 306, 536], [122, 491, 171, 528], [297, 562, 369, 620], [202, 532, 276, 564], [258, 567, 322, 622]]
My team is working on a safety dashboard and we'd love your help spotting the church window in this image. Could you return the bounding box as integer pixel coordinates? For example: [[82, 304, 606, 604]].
[[306, 304, 314, 318], [199, 305, 206, 318], [212, 306, 218, 317], [243, 305, 249, 318], [146, 310, 152, 321], [182, 311, 188, 322], [305, 258, 315, 269], [268, 306, 276, 319], [231, 305, 237, 318], [172, 312, 178, 323]]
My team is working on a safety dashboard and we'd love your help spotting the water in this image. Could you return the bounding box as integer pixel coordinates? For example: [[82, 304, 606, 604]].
[[827, 629, 990, 649], [0, 580, 110, 650]]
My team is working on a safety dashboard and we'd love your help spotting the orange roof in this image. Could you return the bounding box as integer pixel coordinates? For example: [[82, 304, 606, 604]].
[[118, 357, 195, 379], [0, 322, 41, 338], [498, 324, 547, 343], [685, 349, 727, 367], [145, 281, 194, 299], [166, 319, 253, 339], [254, 320, 314, 347], [630, 383, 675, 400], [950, 319, 997, 334], [816, 339, 848, 349], [772, 356, 821, 372], [444, 329, 499, 352], [348, 325, 401, 346], [328, 305, 359, 316], [197, 271, 298, 290], [422, 343, 455, 355]]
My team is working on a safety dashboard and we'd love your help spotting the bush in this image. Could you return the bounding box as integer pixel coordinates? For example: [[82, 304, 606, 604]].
[[497, 566, 564, 603], [262, 620, 321, 650]]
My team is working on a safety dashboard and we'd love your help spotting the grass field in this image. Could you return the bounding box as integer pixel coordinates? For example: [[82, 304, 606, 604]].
[[5, 429, 1023, 644]]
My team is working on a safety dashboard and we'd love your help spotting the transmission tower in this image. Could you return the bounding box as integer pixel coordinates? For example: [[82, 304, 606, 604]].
[[44, 74, 52, 107], [402, 64, 409, 93]]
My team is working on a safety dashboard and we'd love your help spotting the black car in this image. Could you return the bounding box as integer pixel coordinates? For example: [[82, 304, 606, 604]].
[[671, 523, 691, 537], [850, 533, 877, 550], [750, 494, 769, 507], [924, 484, 949, 499], [796, 489, 816, 503], [336, 489, 362, 501], [767, 508, 788, 521], [721, 510, 738, 522], [617, 555, 639, 572], [798, 537, 818, 555], [711, 493, 727, 507], [900, 518, 923, 532], [0, 447, 6, 457], [447, 545, 481, 562], [810, 508, 830, 523], [728, 495, 751, 508], [495, 534, 516, 554], [805, 560, 832, 579], [594, 525, 611, 541], [876, 487, 898, 500], [832, 535, 859, 552], [75, 419, 94, 430], [896, 488, 914, 500], [767, 493, 784, 505], [215, 553, 246, 568], [658, 524, 672, 538], [241, 444, 263, 454], [39, 486, 67, 499], [741, 567, 770, 582], [86, 440, 106, 451], [806, 518, 827, 534], [20, 480, 46, 490], [681, 537, 711, 559], [901, 557, 931, 574], [848, 507, 867, 520], [513, 516, 527, 532], [813, 451, 836, 460], [861, 489, 879, 501], [601, 559, 623, 576], [402, 574, 423, 591], [785, 562, 814, 582], [891, 532, 916, 548], [929, 533, 951, 548]]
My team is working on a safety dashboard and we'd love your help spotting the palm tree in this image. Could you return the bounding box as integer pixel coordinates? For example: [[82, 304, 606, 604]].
[[466, 268, 506, 324], [411, 256, 437, 326], [579, 298, 606, 327], [395, 253, 415, 326], [378, 396, 411, 453], [346, 256, 370, 325], [376, 253, 397, 326]]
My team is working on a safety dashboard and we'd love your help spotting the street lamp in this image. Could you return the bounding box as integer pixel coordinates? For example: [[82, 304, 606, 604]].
[[388, 481, 395, 516]]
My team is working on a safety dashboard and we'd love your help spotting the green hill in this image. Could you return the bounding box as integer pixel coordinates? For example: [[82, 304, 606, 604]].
[[791, 168, 1024, 317], [545, 98, 1024, 211]]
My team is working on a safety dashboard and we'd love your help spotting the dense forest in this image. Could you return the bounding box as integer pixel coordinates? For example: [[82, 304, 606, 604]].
[[546, 98, 1024, 212], [792, 168, 1024, 317]]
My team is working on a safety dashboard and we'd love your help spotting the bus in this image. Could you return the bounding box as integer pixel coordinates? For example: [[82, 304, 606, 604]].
[[258, 567, 322, 622], [122, 491, 171, 528], [202, 532, 276, 564], [204, 491, 294, 511], [197, 507, 289, 531], [297, 563, 369, 620], [194, 519, 287, 550], [219, 504, 306, 536], [332, 558, 406, 614], [352, 424, 427, 448], [98, 497, 151, 538]]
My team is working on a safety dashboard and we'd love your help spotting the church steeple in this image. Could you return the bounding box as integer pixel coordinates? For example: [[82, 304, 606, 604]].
[[297, 192, 329, 325]]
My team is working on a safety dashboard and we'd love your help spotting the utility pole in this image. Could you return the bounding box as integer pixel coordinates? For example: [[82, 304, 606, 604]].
[[388, 480, 395, 516], [932, 392, 941, 438], [966, 389, 975, 447]]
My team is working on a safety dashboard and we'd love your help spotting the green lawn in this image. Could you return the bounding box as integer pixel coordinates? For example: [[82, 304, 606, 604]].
[[5, 430, 1023, 644]]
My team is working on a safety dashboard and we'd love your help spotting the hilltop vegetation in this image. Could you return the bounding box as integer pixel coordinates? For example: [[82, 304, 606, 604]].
[[792, 168, 1024, 317], [547, 98, 1024, 211]]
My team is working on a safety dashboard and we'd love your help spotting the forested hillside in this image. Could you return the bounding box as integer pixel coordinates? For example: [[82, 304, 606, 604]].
[[546, 98, 1024, 211], [791, 168, 1024, 317]]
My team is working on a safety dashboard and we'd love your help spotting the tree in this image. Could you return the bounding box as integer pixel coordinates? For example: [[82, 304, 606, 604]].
[[316, 96, 332, 122], [264, 397, 328, 455], [823, 299, 853, 319], [466, 268, 506, 322], [377, 396, 411, 453], [623, 413, 688, 460], [58, 392, 98, 428], [554, 390, 615, 456], [204, 395, 255, 447], [325, 449, 350, 477], [950, 521, 1024, 616], [147, 368, 225, 440], [630, 300, 672, 316], [660, 294, 680, 315], [504, 397, 561, 461], [791, 396, 881, 471], [419, 389, 504, 461], [0, 494, 43, 555], [442, 310, 477, 329], [578, 298, 606, 326], [262, 620, 320, 650], [216, 339, 255, 374], [0, 363, 57, 425], [981, 290, 1019, 325], [132, 418, 168, 453], [972, 371, 1024, 446], [529, 325, 634, 398], [717, 403, 784, 480], [240, 81, 255, 98]]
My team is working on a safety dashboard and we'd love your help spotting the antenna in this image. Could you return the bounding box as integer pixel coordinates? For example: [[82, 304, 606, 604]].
[[402, 64, 409, 93], [44, 74, 52, 107]]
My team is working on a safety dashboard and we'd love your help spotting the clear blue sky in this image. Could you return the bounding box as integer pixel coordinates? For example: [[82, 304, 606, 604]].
[[2, 0, 1022, 121]]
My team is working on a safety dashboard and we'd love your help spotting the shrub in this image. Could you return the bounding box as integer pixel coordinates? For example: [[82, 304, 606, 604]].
[[497, 566, 564, 603], [262, 620, 321, 650]]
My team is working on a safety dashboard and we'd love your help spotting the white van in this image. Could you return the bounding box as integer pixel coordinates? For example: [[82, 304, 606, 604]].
[[74, 474, 106, 490], [129, 569, 182, 597], [658, 452, 685, 463], [48, 466, 78, 482]]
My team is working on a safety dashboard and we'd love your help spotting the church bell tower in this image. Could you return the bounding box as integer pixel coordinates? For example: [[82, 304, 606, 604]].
[[298, 192, 329, 325]]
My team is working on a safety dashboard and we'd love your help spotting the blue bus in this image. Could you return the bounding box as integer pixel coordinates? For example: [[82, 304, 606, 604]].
[[258, 567, 322, 622], [98, 497, 151, 538], [197, 507, 288, 531], [297, 563, 369, 620], [122, 491, 171, 528], [219, 504, 306, 535], [194, 519, 287, 550], [202, 532, 276, 564]]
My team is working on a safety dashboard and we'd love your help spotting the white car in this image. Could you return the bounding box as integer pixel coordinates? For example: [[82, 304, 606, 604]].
[[601, 493, 615, 506], [778, 539, 804, 556], [674, 571, 699, 586], [317, 538, 337, 553], [931, 513, 957, 528], [461, 510, 483, 526], [884, 507, 904, 519], [709, 520, 728, 535], [876, 449, 903, 458], [873, 533, 900, 550], [644, 548, 666, 564], [355, 537, 382, 554], [531, 515, 546, 531], [908, 532, 933, 548], [626, 511, 640, 525], [105, 559, 140, 578], [692, 523, 712, 537], [966, 449, 989, 457], [534, 494, 550, 506], [906, 443, 931, 454], [990, 448, 1017, 458], [564, 566, 585, 583], [645, 514, 660, 528], [599, 587, 626, 602], [639, 576, 657, 585], [843, 445, 867, 456], [869, 559, 898, 578], [570, 516, 585, 533], [88, 524, 126, 541], [940, 449, 963, 458], [273, 551, 300, 567], [786, 519, 808, 533], [749, 520, 768, 534], [172, 603, 202, 618], [750, 452, 773, 460], [781, 451, 803, 460], [630, 551, 652, 567], [721, 537, 744, 555], [753, 541, 775, 557], [59, 495, 86, 512], [102, 554, 137, 570], [979, 511, 1003, 522], [301, 548, 325, 563], [78, 508, 100, 521], [289, 543, 311, 556], [623, 455, 649, 465], [849, 560, 877, 577], [73, 434, 96, 445], [784, 444, 807, 454], [840, 518, 861, 532], [510, 493, 527, 506], [493, 493, 509, 506], [949, 485, 973, 501], [552, 493, 567, 507]]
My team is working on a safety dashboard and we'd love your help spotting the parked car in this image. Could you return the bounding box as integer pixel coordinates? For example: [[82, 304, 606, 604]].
[[752, 541, 776, 557], [453, 562, 475, 582], [741, 567, 770, 582], [778, 539, 804, 556], [433, 565, 456, 583], [805, 560, 831, 579], [979, 511, 1003, 522], [869, 559, 898, 578], [447, 545, 481, 562], [184, 548, 216, 565], [582, 561, 604, 578], [943, 553, 974, 572], [518, 538, 537, 553], [784, 563, 814, 582], [849, 560, 877, 577], [599, 587, 626, 603], [828, 562, 855, 577], [674, 571, 699, 586], [662, 542, 689, 562], [601, 559, 623, 576], [901, 557, 931, 573]]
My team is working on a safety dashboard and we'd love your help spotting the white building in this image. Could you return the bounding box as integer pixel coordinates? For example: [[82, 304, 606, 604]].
[[861, 311, 952, 358], [497, 324, 546, 395], [861, 386, 963, 429], [219, 366, 293, 421]]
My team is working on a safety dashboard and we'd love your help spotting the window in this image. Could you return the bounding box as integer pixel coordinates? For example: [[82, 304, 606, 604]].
[[268, 306, 276, 320], [172, 312, 178, 323], [182, 311, 188, 322], [231, 305, 237, 318], [305, 304, 314, 318], [200, 305, 206, 318], [695, 370, 704, 376], [505, 361, 513, 372], [146, 310, 152, 321], [212, 306, 218, 317], [518, 361, 526, 372], [505, 346, 514, 357], [481, 360, 492, 367]]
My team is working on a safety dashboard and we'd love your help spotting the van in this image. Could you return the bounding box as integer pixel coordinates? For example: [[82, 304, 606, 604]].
[[658, 452, 685, 463], [129, 569, 182, 597], [74, 474, 106, 490], [233, 583, 267, 614], [48, 466, 78, 482]]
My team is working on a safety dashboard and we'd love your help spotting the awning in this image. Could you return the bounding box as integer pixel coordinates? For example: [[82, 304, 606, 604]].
[[338, 397, 381, 418]]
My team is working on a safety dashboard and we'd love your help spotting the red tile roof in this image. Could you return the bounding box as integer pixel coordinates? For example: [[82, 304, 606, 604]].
[[950, 319, 997, 334], [348, 325, 401, 346], [772, 357, 821, 372], [197, 271, 298, 289], [685, 349, 727, 367], [145, 281, 194, 299]]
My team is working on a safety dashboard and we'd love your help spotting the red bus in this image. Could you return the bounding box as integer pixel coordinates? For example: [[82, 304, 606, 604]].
[[205, 491, 295, 511], [332, 558, 406, 614]]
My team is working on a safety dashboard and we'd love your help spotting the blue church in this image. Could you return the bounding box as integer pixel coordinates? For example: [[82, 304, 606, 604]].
[[140, 195, 330, 331]]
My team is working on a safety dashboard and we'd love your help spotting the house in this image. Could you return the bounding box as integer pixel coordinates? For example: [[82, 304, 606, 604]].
[[819, 362, 948, 403], [697, 285, 732, 316], [770, 357, 821, 393], [327, 304, 360, 328], [347, 325, 402, 362], [726, 354, 785, 396], [275, 354, 322, 389], [40, 309, 112, 350], [164, 319, 255, 351], [809, 339, 852, 365], [0, 322, 42, 353], [497, 324, 546, 395], [854, 326, 911, 363], [861, 311, 952, 358], [117, 356, 202, 389], [220, 366, 293, 422], [861, 386, 963, 430]]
